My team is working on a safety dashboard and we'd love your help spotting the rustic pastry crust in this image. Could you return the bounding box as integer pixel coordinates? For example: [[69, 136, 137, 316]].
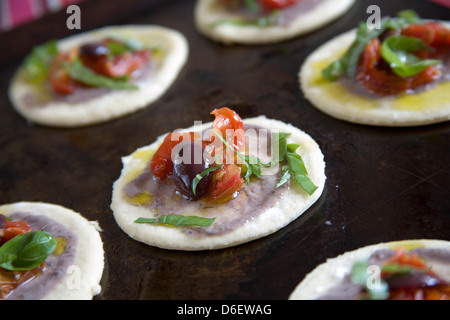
[[0, 202, 104, 300], [194, 0, 356, 45], [289, 239, 450, 300], [8, 25, 188, 127], [111, 116, 326, 251], [299, 23, 450, 126]]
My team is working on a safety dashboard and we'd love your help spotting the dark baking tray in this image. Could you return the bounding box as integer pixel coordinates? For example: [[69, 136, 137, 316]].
[[0, 0, 449, 300]]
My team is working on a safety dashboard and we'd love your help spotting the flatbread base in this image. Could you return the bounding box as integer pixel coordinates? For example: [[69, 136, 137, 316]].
[[194, 0, 356, 45], [111, 116, 326, 251], [0, 202, 104, 300], [300, 25, 450, 126], [289, 239, 450, 300], [9, 25, 188, 127]]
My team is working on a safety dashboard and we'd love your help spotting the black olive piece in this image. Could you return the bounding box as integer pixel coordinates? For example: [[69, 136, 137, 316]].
[[79, 42, 109, 57], [172, 140, 212, 201]]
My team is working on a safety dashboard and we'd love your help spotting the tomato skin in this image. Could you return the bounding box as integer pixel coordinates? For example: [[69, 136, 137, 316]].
[[258, 0, 301, 9], [211, 107, 246, 153], [0, 220, 33, 245], [356, 38, 441, 96], [150, 132, 201, 179], [205, 164, 245, 204], [402, 22, 450, 48], [49, 52, 79, 95], [81, 48, 150, 78]]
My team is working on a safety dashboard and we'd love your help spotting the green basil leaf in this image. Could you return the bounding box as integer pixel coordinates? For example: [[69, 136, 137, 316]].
[[351, 259, 370, 285], [351, 259, 389, 300], [322, 10, 424, 81], [0, 231, 57, 271], [286, 144, 318, 195], [64, 58, 138, 90], [275, 165, 290, 189], [381, 36, 441, 77], [135, 215, 216, 227], [192, 166, 220, 196], [397, 9, 422, 24], [244, 0, 259, 13], [381, 262, 425, 274], [23, 40, 58, 82], [273, 132, 290, 163], [211, 9, 280, 28], [106, 42, 130, 56]]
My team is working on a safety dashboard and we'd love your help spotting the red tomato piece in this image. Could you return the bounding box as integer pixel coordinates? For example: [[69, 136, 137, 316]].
[[49, 52, 79, 95], [356, 38, 441, 96], [258, 0, 302, 9], [211, 107, 246, 153], [150, 132, 201, 179], [1, 220, 33, 245], [402, 22, 450, 48], [206, 164, 245, 204], [103, 50, 150, 78]]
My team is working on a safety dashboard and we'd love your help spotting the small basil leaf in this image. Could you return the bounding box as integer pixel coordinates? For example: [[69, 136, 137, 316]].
[[135, 215, 216, 227], [64, 58, 138, 90], [0, 231, 57, 271], [272, 132, 290, 163], [192, 166, 220, 196], [275, 165, 291, 189], [285, 144, 318, 195], [351, 259, 389, 300], [23, 40, 58, 82]]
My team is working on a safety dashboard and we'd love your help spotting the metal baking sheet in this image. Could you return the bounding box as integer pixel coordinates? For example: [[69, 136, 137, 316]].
[[0, 0, 449, 300]]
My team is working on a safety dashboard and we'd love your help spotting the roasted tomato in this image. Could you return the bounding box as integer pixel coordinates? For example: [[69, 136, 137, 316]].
[[206, 164, 245, 204], [356, 38, 441, 96], [0, 220, 33, 245], [79, 39, 151, 78], [150, 132, 201, 179], [258, 0, 302, 9], [48, 51, 79, 95], [211, 107, 246, 152], [402, 22, 450, 48]]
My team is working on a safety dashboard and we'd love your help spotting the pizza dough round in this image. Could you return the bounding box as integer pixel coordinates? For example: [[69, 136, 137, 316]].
[[8, 25, 188, 127], [289, 239, 450, 300], [300, 23, 450, 126], [194, 0, 356, 45], [111, 115, 326, 251], [0, 202, 104, 300]]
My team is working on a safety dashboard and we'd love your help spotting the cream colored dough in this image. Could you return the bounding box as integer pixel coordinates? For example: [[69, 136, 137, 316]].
[[289, 239, 450, 300], [300, 23, 450, 126], [9, 25, 188, 127], [0, 201, 104, 300], [111, 116, 326, 251], [194, 0, 356, 45]]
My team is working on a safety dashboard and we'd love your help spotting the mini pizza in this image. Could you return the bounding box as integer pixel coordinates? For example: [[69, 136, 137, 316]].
[[300, 10, 450, 126], [194, 0, 355, 45], [289, 239, 450, 300], [111, 107, 326, 250], [9, 25, 188, 127], [0, 202, 104, 300]]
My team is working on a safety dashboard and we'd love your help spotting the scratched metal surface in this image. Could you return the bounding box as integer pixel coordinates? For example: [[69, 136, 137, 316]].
[[0, 0, 449, 300]]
